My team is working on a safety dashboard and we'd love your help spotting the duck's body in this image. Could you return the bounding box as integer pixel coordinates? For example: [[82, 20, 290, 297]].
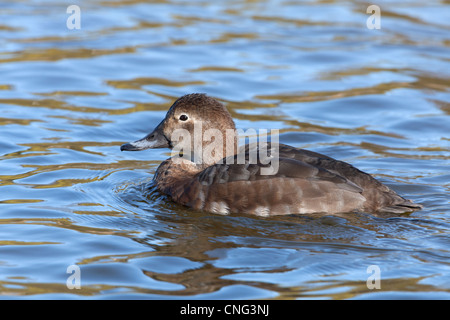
[[121, 93, 421, 216]]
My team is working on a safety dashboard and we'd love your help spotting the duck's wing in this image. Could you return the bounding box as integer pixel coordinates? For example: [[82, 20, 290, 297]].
[[175, 149, 367, 215]]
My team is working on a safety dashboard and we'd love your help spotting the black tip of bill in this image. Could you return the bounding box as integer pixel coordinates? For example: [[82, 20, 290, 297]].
[[120, 143, 138, 151]]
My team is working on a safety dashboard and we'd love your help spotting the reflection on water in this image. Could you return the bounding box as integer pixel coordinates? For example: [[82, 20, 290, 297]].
[[0, 0, 449, 299]]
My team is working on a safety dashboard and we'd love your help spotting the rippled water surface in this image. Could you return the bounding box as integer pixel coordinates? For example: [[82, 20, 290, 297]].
[[0, 0, 449, 299]]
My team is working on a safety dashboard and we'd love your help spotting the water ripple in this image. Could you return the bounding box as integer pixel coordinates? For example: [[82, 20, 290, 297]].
[[0, 0, 449, 299]]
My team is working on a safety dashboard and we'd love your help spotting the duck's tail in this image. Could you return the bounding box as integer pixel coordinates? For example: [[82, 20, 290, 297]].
[[362, 183, 423, 214], [378, 200, 423, 214]]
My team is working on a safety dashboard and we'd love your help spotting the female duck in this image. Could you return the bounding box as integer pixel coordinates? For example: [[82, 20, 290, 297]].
[[121, 93, 421, 216]]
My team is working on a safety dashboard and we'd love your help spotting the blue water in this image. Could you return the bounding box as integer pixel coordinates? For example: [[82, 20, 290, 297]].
[[0, 0, 449, 299]]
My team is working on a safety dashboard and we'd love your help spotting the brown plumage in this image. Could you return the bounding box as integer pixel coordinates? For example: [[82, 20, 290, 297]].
[[121, 93, 422, 216]]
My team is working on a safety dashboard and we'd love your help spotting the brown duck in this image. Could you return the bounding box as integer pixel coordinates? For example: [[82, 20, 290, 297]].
[[121, 93, 422, 216]]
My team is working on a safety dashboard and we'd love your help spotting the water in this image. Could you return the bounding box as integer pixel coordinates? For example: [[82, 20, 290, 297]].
[[0, 0, 449, 299]]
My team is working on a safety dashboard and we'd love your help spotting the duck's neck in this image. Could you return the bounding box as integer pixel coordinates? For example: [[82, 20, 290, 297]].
[[153, 131, 238, 202], [171, 129, 239, 172]]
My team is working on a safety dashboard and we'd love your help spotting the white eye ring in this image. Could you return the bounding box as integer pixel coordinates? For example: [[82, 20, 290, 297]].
[[179, 114, 188, 121]]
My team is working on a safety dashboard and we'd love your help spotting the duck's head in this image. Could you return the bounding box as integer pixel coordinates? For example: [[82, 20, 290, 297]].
[[121, 93, 238, 167]]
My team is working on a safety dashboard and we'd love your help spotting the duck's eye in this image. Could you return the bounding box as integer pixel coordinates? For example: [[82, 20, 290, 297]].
[[179, 114, 188, 121]]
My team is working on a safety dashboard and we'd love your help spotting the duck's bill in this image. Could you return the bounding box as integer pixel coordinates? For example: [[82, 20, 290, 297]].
[[121, 125, 170, 151]]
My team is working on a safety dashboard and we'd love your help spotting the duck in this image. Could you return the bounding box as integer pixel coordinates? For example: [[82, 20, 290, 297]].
[[121, 93, 422, 216]]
